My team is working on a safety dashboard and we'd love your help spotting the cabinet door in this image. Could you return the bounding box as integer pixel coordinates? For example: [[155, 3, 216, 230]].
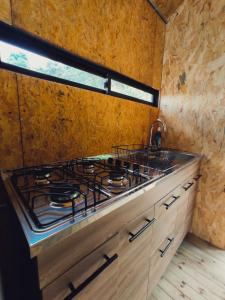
[[147, 233, 175, 298], [117, 207, 155, 300], [42, 234, 119, 300], [183, 173, 201, 235], [151, 185, 181, 255]]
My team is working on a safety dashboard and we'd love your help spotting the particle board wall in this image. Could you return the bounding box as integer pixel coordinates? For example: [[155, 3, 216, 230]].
[[0, 0, 23, 169], [0, 0, 165, 167], [160, 0, 225, 249], [153, 0, 184, 18]]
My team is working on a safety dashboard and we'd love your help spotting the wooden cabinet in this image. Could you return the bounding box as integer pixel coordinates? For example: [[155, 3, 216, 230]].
[[151, 185, 181, 255], [39, 160, 201, 300], [148, 232, 176, 297], [42, 234, 119, 300], [117, 207, 155, 300]]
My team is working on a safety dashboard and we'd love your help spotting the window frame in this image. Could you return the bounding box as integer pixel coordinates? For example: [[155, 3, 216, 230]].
[[0, 21, 159, 107]]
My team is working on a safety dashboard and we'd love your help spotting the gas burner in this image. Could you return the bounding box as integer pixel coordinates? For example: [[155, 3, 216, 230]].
[[33, 167, 52, 185], [108, 170, 129, 187], [76, 159, 100, 175], [49, 182, 82, 208], [81, 161, 95, 174]]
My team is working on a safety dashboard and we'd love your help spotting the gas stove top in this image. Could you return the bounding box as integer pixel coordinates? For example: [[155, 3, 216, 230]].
[[7, 157, 164, 232]]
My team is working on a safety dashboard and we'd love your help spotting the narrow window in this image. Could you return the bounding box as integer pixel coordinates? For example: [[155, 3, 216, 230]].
[[0, 21, 159, 107], [0, 41, 106, 91], [110, 79, 154, 103]]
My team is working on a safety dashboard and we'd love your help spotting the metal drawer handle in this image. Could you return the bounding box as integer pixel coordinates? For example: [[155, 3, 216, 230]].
[[183, 182, 194, 191], [64, 253, 118, 300], [163, 195, 180, 210], [194, 174, 202, 181], [129, 218, 156, 243], [159, 238, 174, 257]]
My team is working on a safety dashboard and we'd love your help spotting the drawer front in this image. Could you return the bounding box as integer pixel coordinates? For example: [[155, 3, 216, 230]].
[[42, 234, 119, 300], [155, 185, 182, 221], [38, 191, 155, 288], [122, 206, 155, 246], [151, 186, 182, 254], [118, 207, 154, 300], [187, 188, 197, 214], [148, 233, 175, 296], [175, 192, 189, 233]]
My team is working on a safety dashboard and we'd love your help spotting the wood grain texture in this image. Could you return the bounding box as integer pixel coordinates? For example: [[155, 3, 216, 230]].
[[160, 0, 225, 249], [0, 70, 23, 169], [0, 2, 23, 169], [153, 0, 185, 18], [6, 0, 164, 166], [0, 0, 12, 23], [151, 234, 225, 300]]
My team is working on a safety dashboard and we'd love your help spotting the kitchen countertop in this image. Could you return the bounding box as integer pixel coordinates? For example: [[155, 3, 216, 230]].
[[2, 149, 201, 258]]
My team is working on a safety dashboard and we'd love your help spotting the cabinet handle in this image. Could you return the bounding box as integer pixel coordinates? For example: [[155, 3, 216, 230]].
[[183, 182, 194, 191], [159, 238, 174, 257], [129, 218, 156, 243], [64, 253, 118, 300], [163, 195, 180, 210], [194, 174, 202, 181]]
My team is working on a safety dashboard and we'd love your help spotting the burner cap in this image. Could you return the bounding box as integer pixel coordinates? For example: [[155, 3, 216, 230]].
[[50, 183, 80, 207], [78, 159, 99, 174], [33, 167, 52, 184], [107, 170, 129, 187], [34, 169, 51, 179], [109, 170, 126, 181]]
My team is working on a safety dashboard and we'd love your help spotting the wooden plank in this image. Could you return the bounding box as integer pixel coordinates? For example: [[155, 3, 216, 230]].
[[151, 285, 173, 300], [172, 251, 225, 298], [186, 234, 225, 264], [167, 262, 222, 300], [164, 267, 210, 300], [182, 239, 225, 271], [158, 276, 191, 300], [179, 243, 225, 286]]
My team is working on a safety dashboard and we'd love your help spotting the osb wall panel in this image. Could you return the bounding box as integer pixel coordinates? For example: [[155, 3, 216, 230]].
[[16, 74, 154, 166], [153, 0, 184, 18], [0, 0, 12, 23], [0, 71, 23, 169], [160, 0, 225, 249], [7, 0, 165, 165], [0, 1, 23, 169], [11, 0, 160, 85], [152, 17, 166, 90]]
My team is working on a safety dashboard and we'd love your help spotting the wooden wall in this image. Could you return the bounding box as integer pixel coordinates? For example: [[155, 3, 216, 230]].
[[160, 0, 225, 249], [0, 0, 165, 168]]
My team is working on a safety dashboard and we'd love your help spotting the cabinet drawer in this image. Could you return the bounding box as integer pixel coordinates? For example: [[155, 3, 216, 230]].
[[155, 185, 182, 221], [175, 192, 189, 233], [121, 206, 155, 246], [181, 174, 198, 194], [151, 187, 181, 254], [42, 234, 119, 300], [148, 233, 175, 296], [118, 207, 154, 300]]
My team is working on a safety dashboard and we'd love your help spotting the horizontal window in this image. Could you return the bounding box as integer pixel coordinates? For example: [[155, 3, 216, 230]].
[[0, 21, 159, 107], [110, 79, 154, 103], [0, 41, 106, 91]]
